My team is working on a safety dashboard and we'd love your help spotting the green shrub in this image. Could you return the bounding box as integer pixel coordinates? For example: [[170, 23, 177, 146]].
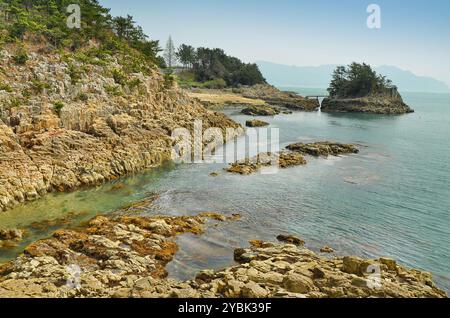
[[0, 82, 13, 93], [13, 51, 28, 65], [11, 98, 21, 108], [203, 78, 227, 89], [105, 85, 123, 96], [112, 68, 127, 85], [53, 101, 65, 115], [31, 79, 51, 94], [67, 64, 82, 85], [76, 93, 89, 102], [163, 73, 175, 90], [127, 78, 142, 90]]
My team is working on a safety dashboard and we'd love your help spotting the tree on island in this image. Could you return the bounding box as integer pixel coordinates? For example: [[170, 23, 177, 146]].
[[328, 63, 397, 98], [163, 36, 177, 69]]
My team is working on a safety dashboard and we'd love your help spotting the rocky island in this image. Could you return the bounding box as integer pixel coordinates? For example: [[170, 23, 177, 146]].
[[321, 63, 414, 114]]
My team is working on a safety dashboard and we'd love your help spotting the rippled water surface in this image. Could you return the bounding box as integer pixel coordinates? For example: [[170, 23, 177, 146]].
[[1, 90, 449, 292]]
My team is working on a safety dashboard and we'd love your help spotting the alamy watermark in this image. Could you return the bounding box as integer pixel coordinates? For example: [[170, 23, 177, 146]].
[[367, 264, 382, 289], [367, 4, 381, 29], [66, 4, 81, 29], [171, 120, 281, 174], [66, 264, 82, 290]]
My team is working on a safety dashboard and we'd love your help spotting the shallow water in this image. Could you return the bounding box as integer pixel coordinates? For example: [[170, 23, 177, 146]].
[[1, 90, 449, 292]]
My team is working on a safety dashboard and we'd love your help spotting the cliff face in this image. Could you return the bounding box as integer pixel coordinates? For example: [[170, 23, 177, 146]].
[[0, 44, 239, 212], [322, 89, 414, 115]]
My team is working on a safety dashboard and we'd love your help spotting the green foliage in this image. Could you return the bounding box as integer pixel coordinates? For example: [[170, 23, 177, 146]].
[[12, 48, 28, 65], [0, 0, 162, 67], [163, 73, 175, 90], [10, 97, 21, 108], [203, 78, 227, 89], [328, 63, 396, 98], [31, 79, 51, 94], [104, 84, 123, 96], [0, 82, 13, 93], [111, 68, 127, 85], [127, 78, 142, 90], [176, 44, 196, 69], [53, 101, 65, 115], [175, 45, 266, 87], [76, 92, 89, 102], [67, 63, 82, 85]]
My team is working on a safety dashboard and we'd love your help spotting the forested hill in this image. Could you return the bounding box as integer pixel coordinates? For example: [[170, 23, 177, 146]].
[[0, 0, 164, 68]]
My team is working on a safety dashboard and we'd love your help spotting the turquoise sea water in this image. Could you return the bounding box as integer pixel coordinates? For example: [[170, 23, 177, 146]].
[[1, 90, 449, 292]]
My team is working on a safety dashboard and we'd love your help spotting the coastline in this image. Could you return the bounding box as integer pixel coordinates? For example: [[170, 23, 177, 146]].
[[0, 209, 446, 298], [0, 45, 241, 213]]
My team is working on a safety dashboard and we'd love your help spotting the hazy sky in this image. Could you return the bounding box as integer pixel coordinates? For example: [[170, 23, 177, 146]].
[[100, 0, 450, 86]]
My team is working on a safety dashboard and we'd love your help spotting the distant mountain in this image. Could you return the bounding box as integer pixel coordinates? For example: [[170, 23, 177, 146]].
[[257, 61, 450, 93]]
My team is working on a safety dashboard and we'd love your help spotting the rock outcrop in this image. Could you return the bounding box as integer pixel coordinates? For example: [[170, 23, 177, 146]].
[[241, 105, 280, 116], [0, 228, 24, 248], [0, 215, 446, 298], [187, 85, 319, 112], [237, 84, 319, 111], [321, 93, 414, 115], [0, 45, 240, 211], [0, 212, 234, 298], [286, 142, 359, 157], [225, 142, 359, 175], [226, 152, 307, 175], [192, 241, 447, 298]]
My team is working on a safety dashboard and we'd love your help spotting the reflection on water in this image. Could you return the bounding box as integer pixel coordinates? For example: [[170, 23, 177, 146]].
[[1, 91, 449, 293]]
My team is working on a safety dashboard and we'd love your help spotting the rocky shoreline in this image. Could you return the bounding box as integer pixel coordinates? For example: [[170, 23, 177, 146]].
[[188, 84, 319, 112], [0, 212, 446, 298], [0, 45, 240, 212]]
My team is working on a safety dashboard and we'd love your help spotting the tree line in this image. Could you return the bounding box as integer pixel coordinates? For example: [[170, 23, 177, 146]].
[[0, 0, 266, 87], [164, 40, 266, 87], [0, 0, 163, 66]]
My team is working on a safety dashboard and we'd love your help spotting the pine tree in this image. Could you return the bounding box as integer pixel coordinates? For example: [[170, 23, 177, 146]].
[[163, 36, 177, 69]]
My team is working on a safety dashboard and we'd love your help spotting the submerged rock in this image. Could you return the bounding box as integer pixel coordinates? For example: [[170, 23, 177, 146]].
[[245, 120, 270, 127], [320, 246, 335, 253], [277, 235, 305, 246], [0, 229, 23, 242], [0, 228, 24, 248]]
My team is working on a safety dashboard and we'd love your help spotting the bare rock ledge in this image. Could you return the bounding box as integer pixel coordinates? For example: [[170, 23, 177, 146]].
[[0, 214, 446, 298]]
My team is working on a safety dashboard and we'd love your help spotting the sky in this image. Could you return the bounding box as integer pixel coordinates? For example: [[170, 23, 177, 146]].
[[99, 0, 450, 87]]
